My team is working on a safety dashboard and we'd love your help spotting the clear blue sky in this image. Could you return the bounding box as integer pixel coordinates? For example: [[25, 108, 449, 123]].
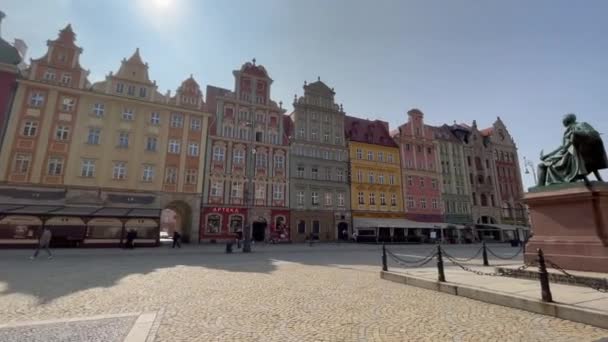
[[2, 0, 607, 188]]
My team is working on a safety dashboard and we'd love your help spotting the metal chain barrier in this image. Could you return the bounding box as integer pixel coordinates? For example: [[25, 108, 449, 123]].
[[546, 259, 608, 293], [441, 246, 483, 262], [386, 249, 437, 268], [444, 251, 530, 277], [486, 245, 524, 260], [387, 246, 436, 263]]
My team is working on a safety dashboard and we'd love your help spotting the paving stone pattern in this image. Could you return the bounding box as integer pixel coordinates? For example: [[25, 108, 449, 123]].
[[0, 245, 607, 341], [0, 316, 137, 342]]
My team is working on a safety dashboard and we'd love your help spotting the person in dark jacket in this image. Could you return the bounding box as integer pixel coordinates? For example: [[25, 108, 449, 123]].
[[172, 231, 181, 248]]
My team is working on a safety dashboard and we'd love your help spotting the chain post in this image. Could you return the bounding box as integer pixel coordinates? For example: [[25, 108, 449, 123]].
[[482, 241, 489, 266], [382, 243, 388, 271], [437, 245, 446, 282], [537, 248, 553, 302]]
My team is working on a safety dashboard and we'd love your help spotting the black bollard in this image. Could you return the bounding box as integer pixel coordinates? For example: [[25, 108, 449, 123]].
[[482, 241, 489, 266], [382, 243, 388, 272], [437, 245, 446, 282], [226, 242, 233, 254], [537, 248, 553, 302]]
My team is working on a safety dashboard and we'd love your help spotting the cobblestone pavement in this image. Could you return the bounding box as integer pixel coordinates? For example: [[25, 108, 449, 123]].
[[0, 315, 137, 342], [0, 244, 607, 341]]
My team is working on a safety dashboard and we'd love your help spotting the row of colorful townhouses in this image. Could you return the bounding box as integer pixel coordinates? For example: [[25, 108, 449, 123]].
[[0, 23, 528, 248]]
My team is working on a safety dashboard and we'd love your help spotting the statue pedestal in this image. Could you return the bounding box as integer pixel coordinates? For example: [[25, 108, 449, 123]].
[[524, 182, 608, 272]]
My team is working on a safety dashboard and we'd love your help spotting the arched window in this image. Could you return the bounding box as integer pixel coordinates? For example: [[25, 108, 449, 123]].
[[229, 214, 243, 233], [206, 214, 221, 233]]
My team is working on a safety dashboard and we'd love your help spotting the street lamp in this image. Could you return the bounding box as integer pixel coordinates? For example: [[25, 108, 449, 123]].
[[523, 156, 537, 184], [243, 121, 255, 253]]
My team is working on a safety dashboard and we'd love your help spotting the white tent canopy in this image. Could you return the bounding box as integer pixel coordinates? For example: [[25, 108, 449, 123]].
[[354, 218, 464, 230]]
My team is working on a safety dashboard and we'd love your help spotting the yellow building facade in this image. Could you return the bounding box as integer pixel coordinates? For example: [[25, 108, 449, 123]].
[[0, 25, 209, 247], [345, 117, 404, 241]]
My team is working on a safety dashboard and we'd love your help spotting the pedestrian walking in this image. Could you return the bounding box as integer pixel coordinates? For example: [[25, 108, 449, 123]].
[[341, 228, 348, 241], [172, 231, 181, 248], [31, 227, 53, 259], [236, 229, 243, 249], [125, 229, 136, 249], [352, 231, 358, 243]]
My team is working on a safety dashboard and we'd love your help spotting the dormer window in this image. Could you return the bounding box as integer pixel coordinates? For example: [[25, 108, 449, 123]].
[[44, 69, 56, 81], [61, 73, 72, 85]]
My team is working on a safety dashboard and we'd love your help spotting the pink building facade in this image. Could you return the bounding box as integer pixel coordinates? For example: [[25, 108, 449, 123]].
[[394, 109, 443, 222]]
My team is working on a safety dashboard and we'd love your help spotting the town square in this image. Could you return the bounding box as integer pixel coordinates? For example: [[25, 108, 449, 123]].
[[0, 0, 608, 341]]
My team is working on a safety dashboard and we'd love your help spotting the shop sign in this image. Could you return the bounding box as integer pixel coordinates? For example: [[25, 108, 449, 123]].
[[210, 207, 244, 214]]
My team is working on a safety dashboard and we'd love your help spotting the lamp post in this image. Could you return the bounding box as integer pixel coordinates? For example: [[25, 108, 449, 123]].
[[243, 121, 255, 253], [523, 156, 537, 185]]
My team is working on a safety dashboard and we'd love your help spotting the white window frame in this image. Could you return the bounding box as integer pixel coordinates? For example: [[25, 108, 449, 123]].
[[122, 108, 134, 121], [170, 113, 184, 128], [29, 92, 45, 107], [324, 192, 333, 206], [87, 127, 101, 145], [168, 139, 181, 154], [165, 167, 178, 184], [47, 157, 64, 176], [55, 125, 70, 141], [142, 165, 154, 182], [272, 184, 284, 200], [185, 169, 197, 185], [297, 191, 305, 205], [112, 162, 127, 180], [188, 142, 199, 156], [150, 112, 160, 125], [338, 193, 345, 207], [190, 118, 202, 131], [311, 191, 319, 205], [118, 132, 129, 148], [13, 154, 31, 174], [81, 159, 96, 177], [146, 136, 158, 152], [93, 103, 105, 117], [61, 97, 75, 112], [22, 121, 38, 137], [213, 146, 225, 161]]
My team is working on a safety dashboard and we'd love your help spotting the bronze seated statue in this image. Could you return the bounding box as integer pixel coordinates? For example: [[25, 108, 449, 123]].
[[537, 113, 608, 186]]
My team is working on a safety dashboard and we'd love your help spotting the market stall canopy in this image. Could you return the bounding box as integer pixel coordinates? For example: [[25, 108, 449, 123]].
[[354, 218, 464, 229]]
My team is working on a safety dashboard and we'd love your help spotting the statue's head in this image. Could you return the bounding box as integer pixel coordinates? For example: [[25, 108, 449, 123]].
[[563, 113, 577, 127]]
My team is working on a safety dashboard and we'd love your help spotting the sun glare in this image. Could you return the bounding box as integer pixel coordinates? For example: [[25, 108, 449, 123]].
[[153, 0, 171, 9]]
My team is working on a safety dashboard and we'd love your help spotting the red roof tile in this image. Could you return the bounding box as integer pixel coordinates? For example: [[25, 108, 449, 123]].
[[344, 116, 398, 147]]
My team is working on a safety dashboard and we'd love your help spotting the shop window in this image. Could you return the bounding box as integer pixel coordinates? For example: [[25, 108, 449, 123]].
[[206, 214, 221, 233]]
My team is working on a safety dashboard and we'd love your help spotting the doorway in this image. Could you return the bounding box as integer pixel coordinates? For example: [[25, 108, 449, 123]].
[[252, 221, 267, 242], [338, 222, 349, 240]]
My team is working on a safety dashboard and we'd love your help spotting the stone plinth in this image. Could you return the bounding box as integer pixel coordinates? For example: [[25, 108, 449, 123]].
[[524, 182, 608, 272]]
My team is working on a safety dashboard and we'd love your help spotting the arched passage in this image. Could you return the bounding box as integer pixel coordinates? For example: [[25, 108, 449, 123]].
[[164, 201, 192, 243]]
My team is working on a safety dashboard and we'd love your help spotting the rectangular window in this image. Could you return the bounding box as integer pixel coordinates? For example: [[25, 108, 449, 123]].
[[47, 157, 64, 176], [139, 87, 147, 98], [311, 191, 319, 205], [255, 185, 265, 199], [233, 149, 244, 164], [256, 113, 265, 123], [13, 154, 31, 174], [367, 151, 373, 160], [55, 125, 70, 141], [223, 125, 233, 138], [81, 159, 95, 177], [420, 177, 425, 188], [378, 174, 384, 185], [254, 131, 263, 142], [369, 193, 376, 205], [324, 192, 333, 206], [190, 118, 202, 131], [255, 153, 267, 168], [420, 198, 427, 209], [93, 103, 105, 117], [273, 184, 284, 200], [188, 142, 199, 156], [311, 129, 318, 140], [358, 192, 364, 204], [146, 137, 158, 152], [210, 181, 223, 197], [368, 172, 374, 184], [118, 132, 129, 148], [296, 166, 304, 178], [231, 182, 243, 198], [335, 135, 342, 144], [44, 69, 56, 81], [297, 191, 305, 205], [325, 167, 332, 180], [142, 165, 154, 182], [122, 108, 134, 121], [407, 176, 413, 186], [61, 97, 75, 112], [298, 127, 305, 138], [150, 112, 160, 125], [432, 179, 437, 189], [432, 199, 439, 209], [165, 167, 178, 184], [87, 128, 101, 145], [22, 121, 38, 137], [407, 196, 415, 208], [311, 167, 318, 179], [337, 169, 344, 181], [313, 221, 320, 235], [168, 139, 181, 154], [391, 193, 397, 206], [297, 220, 306, 234], [380, 193, 386, 206], [323, 132, 330, 142], [127, 85, 135, 96], [389, 175, 395, 185], [112, 162, 127, 180], [61, 73, 71, 85], [116, 83, 124, 93], [378, 152, 384, 162], [356, 149, 362, 159], [357, 170, 363, 183], [29, 92, 45, 107], [170, 113, 184, 128], [274, 155, 284, 169], [213, 146, 225, 161], [338, 193, 345, 207]]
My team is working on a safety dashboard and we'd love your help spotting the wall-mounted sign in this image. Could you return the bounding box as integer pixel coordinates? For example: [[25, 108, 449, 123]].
[[210, 207, 244, 214]]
